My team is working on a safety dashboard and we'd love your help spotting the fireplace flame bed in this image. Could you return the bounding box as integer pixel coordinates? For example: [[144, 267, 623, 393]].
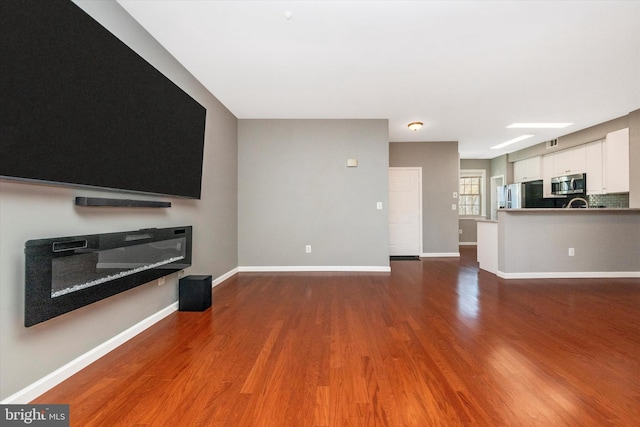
[[25, 226, 192, 327]]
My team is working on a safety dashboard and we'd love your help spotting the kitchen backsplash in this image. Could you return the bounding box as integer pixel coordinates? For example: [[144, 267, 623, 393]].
[[588, 193, 629, 208]]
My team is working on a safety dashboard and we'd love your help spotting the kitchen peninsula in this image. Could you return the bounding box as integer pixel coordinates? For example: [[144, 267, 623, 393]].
[[477, 208, 640, 278]]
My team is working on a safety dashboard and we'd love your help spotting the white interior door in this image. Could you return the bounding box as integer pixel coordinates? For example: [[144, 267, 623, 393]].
[[389, 167, 422, 256]]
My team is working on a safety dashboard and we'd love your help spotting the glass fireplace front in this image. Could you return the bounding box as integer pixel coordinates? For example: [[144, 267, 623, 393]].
[[25, 226, 192, 327]]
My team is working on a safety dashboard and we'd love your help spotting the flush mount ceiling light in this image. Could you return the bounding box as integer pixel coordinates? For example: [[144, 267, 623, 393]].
[[490, 134, 534, 150], [408, 122, 423, 131], [507, 123, 573, 129]]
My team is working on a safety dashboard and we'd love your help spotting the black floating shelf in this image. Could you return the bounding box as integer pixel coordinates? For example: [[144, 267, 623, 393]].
[[75, 197, 171, 208]]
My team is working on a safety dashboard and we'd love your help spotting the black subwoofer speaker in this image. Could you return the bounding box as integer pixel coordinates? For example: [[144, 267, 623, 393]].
[[178, 275, 212, 311]]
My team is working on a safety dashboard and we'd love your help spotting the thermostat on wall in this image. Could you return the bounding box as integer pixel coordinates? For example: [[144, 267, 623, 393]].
[[347, 158, 358, 167]]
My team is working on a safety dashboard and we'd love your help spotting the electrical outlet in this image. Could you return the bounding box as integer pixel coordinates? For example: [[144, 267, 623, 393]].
[[158, 277, 165, 286], [306, 245, 312, 253], [568, 248, 575, 256], [459, 229, 463, 235], [452, 204, 457, 211]]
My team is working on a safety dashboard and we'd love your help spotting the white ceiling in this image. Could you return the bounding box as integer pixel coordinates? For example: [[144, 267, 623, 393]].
[[117, 0, 640, 159]]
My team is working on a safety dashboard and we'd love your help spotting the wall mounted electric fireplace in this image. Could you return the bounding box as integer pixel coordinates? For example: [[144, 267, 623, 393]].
[[24, 226, 192, 327]]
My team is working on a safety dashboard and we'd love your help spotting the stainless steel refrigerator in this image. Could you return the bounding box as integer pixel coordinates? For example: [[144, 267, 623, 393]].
[[497, 180, 560, 209], [497, 183, 525, 209]]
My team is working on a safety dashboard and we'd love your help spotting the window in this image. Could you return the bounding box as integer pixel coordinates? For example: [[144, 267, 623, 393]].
[[459, 170, 485, 217]]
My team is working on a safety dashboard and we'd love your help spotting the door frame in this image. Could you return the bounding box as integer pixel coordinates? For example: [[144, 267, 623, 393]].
[[490, 174, 505, 220], [388, 167, 423, 256]]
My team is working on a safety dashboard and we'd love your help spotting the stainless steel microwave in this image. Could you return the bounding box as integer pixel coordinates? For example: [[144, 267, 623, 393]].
[[551, 173, 586, 195]]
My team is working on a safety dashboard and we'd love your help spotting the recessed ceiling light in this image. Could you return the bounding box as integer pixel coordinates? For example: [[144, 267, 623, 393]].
[[490, 134, 534, 150], [408, 122, 423, 131], [506, 123, 573, 129]]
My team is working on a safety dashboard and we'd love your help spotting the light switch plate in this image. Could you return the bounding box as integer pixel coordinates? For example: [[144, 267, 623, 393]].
[[376, 202, 383, 210], [452, 204, 457, 210]]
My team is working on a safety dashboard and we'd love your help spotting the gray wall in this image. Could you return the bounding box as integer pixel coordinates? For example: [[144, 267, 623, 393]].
[[507, 116, 629, 162], [458, 219, 477, 244], [0, 0, 238, 401], [458, 159, 492, 244], [238, 119, 389, 268], [504, 112, 639, 204], [459, 159, 492, 216], [497, 211, 640, 274], [389, 142, 460, 255], [491, 154, 512, 184], [629, 109, 640, 208]]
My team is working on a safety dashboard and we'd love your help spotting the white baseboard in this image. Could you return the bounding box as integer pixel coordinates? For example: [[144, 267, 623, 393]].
[[1, 303, 178, 404], [1, 267, 239, 405], [497, 270, 640, 279], [212, 267, 238, 287], [238, 266, 391, 273], [420, 252, 460, 258]]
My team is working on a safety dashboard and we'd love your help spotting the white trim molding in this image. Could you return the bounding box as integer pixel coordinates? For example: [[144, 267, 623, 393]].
[[497, 271, 640, 279], [1, 267, 239, 405], [420, 252, 460, 258], [459, 169, 487, 218], [238, 266, 391, 273], [1, 303, 178, 404], [212, 268, 238, 287], [388, 167, 423, 256]]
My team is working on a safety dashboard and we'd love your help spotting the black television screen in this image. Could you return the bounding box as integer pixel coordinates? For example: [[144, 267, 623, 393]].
[[1, 0, 207, 199]]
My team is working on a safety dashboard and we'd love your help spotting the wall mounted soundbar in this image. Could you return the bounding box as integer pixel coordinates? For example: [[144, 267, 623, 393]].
[[75, 197, 171, 208]]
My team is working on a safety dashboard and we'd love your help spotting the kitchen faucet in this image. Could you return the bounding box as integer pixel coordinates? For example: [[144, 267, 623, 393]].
[[566, 197, 589, 208]]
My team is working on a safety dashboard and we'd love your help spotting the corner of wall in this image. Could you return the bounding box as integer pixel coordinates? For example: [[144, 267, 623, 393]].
[[628, 109, 640, 208]]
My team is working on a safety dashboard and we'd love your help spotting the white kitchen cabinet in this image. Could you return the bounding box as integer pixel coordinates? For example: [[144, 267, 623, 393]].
[[477, 221, 497, 274], [542, 153, 555, 197], [553, 145, 586, 176], [513, 156, 541, 182], [603, 128, 629, 193], [585, 140, 604, 195]]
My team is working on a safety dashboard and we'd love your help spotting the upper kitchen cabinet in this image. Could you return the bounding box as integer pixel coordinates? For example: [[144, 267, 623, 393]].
[[553, 145, 586, 176], [542, 153, 556, 197], [603, 128, 630, 193], [580, 128, 629, 195], [586, 140, 604, 195], [513, 156, 541, 182]]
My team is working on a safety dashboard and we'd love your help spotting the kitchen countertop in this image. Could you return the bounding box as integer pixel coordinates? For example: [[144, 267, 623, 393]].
[[500, 208, 640, 213], [482, 207, 640, 279]]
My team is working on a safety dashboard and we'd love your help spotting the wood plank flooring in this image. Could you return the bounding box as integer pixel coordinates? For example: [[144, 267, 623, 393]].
[[33, 247, 640, 426]]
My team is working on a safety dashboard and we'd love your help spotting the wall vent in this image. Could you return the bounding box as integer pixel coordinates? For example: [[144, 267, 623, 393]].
[[545, 139, 558, 149]]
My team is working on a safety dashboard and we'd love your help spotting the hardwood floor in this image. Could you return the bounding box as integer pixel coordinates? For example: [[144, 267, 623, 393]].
[[33, 247, 640, 426]]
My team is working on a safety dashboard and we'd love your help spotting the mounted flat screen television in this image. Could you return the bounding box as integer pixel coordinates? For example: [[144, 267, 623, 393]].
[[1, 0, 207, 199]]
